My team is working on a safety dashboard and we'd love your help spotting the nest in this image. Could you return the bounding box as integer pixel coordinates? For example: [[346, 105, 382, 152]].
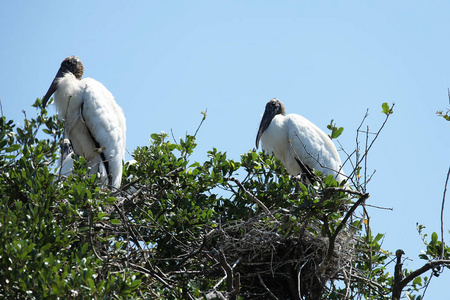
[[183, 209, 356, 300]]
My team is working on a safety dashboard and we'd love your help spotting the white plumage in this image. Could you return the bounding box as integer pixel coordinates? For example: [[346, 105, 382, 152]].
[[43, 56, 126, 189], [256, 98, 346, 183]]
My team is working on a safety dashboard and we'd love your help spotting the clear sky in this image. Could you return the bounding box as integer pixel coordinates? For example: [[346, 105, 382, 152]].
[[1, 1, 449, 297]]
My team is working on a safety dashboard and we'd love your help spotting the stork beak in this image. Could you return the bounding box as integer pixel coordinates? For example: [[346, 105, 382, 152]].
[[255, 105, 277, 149], [42, 68, 64, 108]]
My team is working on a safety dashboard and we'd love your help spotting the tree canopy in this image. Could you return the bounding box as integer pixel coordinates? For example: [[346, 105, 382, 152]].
[[0, 99, 448, 299]]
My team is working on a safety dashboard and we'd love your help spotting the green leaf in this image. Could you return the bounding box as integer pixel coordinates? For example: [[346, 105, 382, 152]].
[[5, 144, 20, 152], [382, 102, 394, 115], [110, 219, 122, 225], [327, 119, 344, 139], [431, 232, 438, 244], [105, 197, 117, 204], [413, 276, 422, 286], [129, 279, 141, 289], [97, 212, 107, 218], [331, 127, 344, 139], [82, 243, 89, 254]]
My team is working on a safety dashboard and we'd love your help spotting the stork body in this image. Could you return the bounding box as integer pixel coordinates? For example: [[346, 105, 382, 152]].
[[256, 98, 345, 183], [43, 56, 126, 189]]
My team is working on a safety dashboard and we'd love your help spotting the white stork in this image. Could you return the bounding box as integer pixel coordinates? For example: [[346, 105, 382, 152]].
[[255, 98, 346, 184], [42, 56, 126, 189]]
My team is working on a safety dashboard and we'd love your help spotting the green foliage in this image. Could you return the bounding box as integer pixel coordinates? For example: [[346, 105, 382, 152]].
[[436, 90, 450, 121], [0, 99, 440, 299], [0, 100, 140, 299], [417, 224, 450, 262], [382, 102, 394, 115], [327, 119, 344, 139], [436, 109, 450, 121]]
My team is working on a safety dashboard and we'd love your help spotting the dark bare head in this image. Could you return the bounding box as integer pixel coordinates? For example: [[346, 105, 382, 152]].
[[255, 98, 286, 148], [42, 56, 84, 107]]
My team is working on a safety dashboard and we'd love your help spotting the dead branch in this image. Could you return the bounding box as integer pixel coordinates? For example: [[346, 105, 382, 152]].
[[392, 249, 450, 300], [258, 273, 279, 300], [319, 192, 369, 273], [349, 103, 395, 181], [218, 249, 235, 296], [441, 167, 450, 259]]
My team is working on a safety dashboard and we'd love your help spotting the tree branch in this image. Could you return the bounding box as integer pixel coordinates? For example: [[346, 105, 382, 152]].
[[258, 273, 279, 300], [349, 103, 395, 180], [227, 176, 275, 220], [218, 249, 240, 299], [392, 249, 450, 300], [441, 167, 450, 259], [319, 192, 369, 273]]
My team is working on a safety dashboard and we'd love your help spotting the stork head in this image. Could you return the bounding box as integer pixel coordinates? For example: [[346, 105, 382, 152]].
[[255, 98, 286, 148], [42, 56, 84, 108]]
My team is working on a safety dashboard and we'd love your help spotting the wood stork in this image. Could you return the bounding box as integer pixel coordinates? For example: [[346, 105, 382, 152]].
[[255, 98, 346, 184], [42, 56, 126, 189]]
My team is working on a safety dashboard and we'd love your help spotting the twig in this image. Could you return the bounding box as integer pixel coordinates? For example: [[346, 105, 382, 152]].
[[324, 187, 365, 197], [258, 273, 279, 300], [218, 249, 234, 296], [127, 198, 189, 248], [227, 176, 275, 220], [111, 178, 142, 197], [128, 262, 174, 289], [364, 203, 393, 211], [364, 125, 369, 193], [233, 272, 240, 299], [170, 128, 180, 148], [288, 139, 317, 184], [177, 231, 212, 267], [342, 269, 351, 299], [292, 132, 347, 181], [420, 272, 434, 299], [347, 271, 386, 292], [88, 209, 104, 262], [194, 109, 207, 138], [349, 103, 395, 180], [441, 167, 450, 259], [319, 192, 370, 272], [354, 109, 368, 188]]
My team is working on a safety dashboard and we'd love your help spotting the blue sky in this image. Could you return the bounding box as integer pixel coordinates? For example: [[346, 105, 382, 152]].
[[1, 1, 449, 297]]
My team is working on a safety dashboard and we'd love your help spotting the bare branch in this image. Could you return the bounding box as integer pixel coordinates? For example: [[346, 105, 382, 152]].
[[291, 132, 347, 182], [441, 167, 450, 259], [319, 192, 370, 272], [218, 249, 237, 299], [258, 273, 279, 300], [392, 249, 450, 300], [128, 262, 174, 289], [194, 109, 207, 138], [227, 176, 275, 220], [349, 103, 395, 180]]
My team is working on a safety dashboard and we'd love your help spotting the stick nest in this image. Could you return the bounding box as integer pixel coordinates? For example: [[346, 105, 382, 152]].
[[181, 208, 357, 300]]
